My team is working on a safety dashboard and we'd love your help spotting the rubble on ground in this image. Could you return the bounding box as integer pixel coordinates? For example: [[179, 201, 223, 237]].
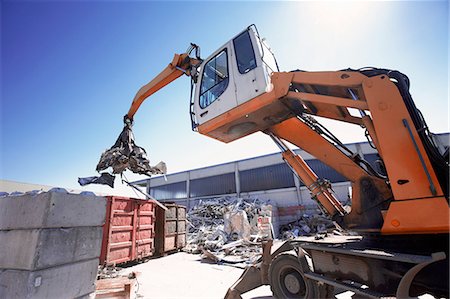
[[184, 196, 274, 267], [97, 266, 122, 280], [279, 213, 335, 239], [184, 196, 340, 266]]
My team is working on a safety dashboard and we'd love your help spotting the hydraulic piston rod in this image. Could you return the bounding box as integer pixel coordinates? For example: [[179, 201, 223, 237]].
[[268, 132, 347, 218]]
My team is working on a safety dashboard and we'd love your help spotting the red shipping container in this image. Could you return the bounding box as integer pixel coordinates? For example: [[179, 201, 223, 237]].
[[100, 196, 155, 265]]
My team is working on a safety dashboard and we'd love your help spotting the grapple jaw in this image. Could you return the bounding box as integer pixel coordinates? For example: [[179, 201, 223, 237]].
[[96, 115, 167, 176]]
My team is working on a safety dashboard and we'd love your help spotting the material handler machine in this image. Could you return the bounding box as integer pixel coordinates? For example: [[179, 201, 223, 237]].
[[102, 25, 449, 298]]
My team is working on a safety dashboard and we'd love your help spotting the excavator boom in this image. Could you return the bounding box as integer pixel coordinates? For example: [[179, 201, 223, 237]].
[[126, 50, 202, 120], [96, 44, 201, 177]]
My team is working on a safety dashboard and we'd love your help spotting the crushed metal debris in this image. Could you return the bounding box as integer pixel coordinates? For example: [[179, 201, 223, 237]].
[[98, 266, 122, 280], [279, 213, 335, 240], [78, 172, 115, 188], [96, 122, 166, 176], [184, 196, 274, 267], [183, 196, 339, 267]]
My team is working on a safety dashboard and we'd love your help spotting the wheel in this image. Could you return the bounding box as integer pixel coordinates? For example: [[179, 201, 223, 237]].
[[269, 253, 333, 299]]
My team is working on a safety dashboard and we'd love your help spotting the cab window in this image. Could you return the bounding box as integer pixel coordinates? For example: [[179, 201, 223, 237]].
[[233, 30, 257, 74], [200, 50, 229, 109]]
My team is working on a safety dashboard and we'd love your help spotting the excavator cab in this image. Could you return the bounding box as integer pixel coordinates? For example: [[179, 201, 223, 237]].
[[191, 25, 280, 141]]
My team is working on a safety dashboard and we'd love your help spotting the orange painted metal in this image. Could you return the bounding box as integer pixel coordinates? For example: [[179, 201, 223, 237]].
[[362, 75, 443, 199], [381, 197, 449, 234], [287, 71, 443, 200], [290, 70, 368, 86], [197, 69, 448, 235], [270, 117, 369, 183], [197, 72, 294, 142], [286, 91, 369, 110], [127, 54, 201, 120], [280, 149, 346, 217], [127, 54, 185, 119], [284, 91, 363, 125], [100, 196, 156, 265]]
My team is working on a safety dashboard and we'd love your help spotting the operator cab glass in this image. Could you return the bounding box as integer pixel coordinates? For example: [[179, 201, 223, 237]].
[[233, 31, 257, 74], [193, 25, 280, 142], [199, 50, 229, 108]]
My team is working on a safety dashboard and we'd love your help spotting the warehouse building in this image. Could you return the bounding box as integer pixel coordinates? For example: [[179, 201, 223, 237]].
[[133, 141, 373, 226], [133, 133, 449, 226]]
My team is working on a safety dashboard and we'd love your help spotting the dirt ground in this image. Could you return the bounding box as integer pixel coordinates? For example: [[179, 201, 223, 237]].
[[118, 252, 271, 299], [115, 252, 438, 299], [116, 251, 367, 299]]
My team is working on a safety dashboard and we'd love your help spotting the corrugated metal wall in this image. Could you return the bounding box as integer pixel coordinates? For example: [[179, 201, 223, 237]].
[[190, 172, 236, 197], [306, 160, 347, 185], [364, 153, 382, 169], [240, 163, 295, 192], [141, 134, 449, 202], [150, 181, 186, 200], [147, 154, 386, 200], [144, 143, 417, 201]]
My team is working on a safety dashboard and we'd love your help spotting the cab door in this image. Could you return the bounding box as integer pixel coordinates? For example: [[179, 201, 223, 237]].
[[232, 28, 269, 106], [194, 46, 237, 125]]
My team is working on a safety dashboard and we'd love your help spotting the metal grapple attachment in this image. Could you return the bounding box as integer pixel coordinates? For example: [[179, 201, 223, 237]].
[[96, 116, 167, 176]]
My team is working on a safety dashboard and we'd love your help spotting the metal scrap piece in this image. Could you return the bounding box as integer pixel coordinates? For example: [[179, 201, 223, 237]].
[[78, 172, 115, 188], [185, 196, 273, 266], [96, 123, 166, 176]]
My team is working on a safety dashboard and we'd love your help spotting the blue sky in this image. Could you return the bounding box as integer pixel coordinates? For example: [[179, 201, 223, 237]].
[[1, 1, 448, 195]]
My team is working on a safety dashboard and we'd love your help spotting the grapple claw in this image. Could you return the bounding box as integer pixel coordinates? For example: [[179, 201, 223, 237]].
[[96, 116, 166, 176]]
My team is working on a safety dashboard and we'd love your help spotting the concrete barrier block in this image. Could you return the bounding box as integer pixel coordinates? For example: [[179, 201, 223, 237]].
[[0, 227, 103, 270], [0, 194, 49, 229], [0, 230, 40, 270], [36, 226, 103, 269], [0, 192, 106, 229], [0, 258, 98, 299]]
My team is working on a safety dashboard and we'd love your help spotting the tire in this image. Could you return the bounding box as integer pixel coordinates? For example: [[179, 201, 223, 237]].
[[269, 253, 333, 299]]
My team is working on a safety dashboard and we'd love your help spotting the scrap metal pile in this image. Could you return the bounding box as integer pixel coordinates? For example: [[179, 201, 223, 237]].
[[185, 196, 273, 266], [279, 213, 335, 239]]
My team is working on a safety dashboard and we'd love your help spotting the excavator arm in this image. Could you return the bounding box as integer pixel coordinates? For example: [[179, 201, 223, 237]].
[[96, 44, 202, 176], [126, 44, 202, 121]]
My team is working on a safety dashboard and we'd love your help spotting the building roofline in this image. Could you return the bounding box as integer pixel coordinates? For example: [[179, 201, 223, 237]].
[[132, 132, 449, 185]]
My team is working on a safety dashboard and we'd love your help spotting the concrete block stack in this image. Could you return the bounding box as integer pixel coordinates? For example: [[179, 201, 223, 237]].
[[0, 191, 106, 299]]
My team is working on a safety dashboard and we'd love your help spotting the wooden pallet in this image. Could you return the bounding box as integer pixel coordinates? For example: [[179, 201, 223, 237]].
[[95, 276, 136, 299]]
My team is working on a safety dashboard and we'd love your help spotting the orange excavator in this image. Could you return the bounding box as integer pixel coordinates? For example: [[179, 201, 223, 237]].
[[100, 25, 449, 298]]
